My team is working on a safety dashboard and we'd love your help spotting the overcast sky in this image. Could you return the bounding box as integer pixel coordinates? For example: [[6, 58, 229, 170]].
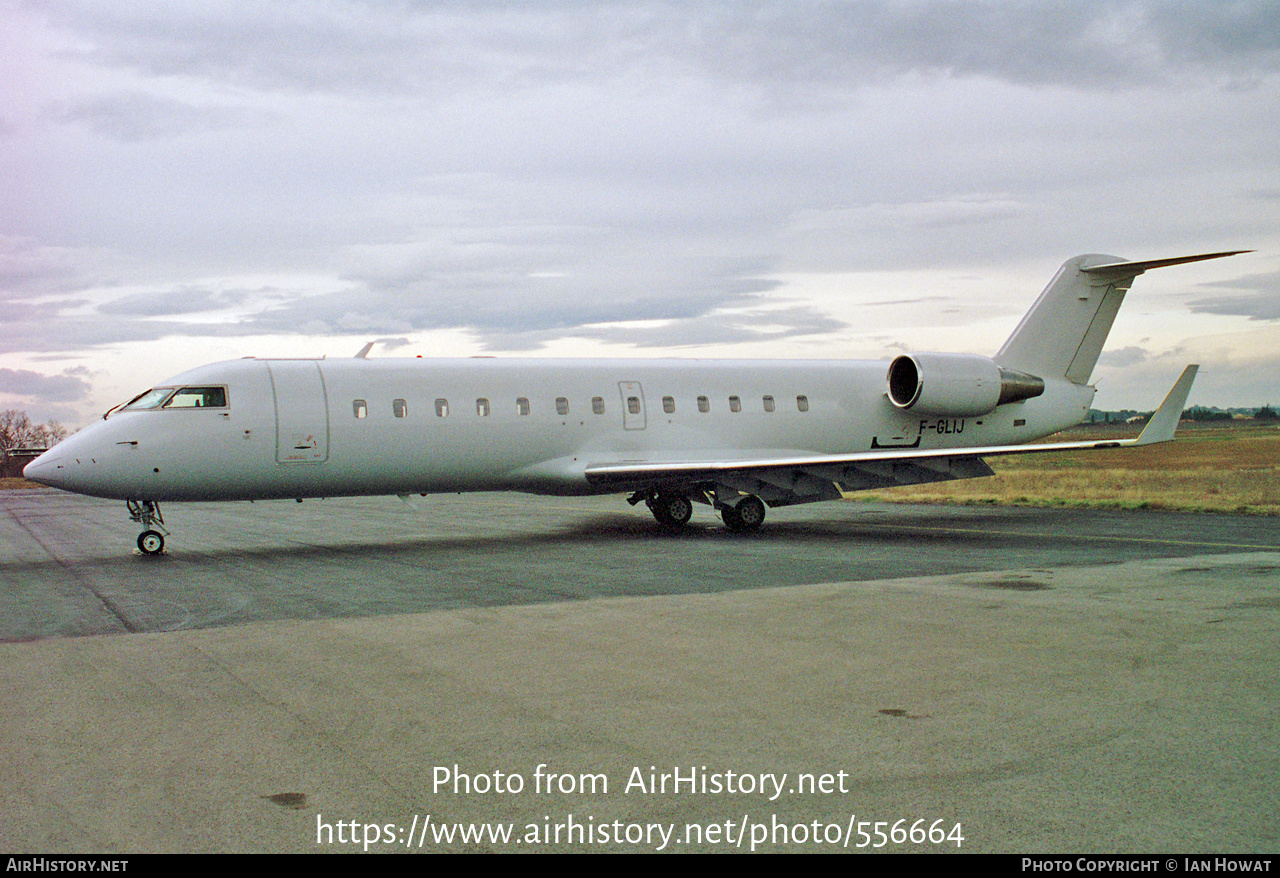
[[3, 0, 1278, 427]]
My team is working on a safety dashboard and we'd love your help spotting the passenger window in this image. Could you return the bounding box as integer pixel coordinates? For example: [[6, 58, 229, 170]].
[[627, 396, 641, 415], [662, 396, 675, 414], [592, 397, 605, 415], [353, 400, 367, 419], [517, 397, 530, 416], [556, 397, 569, 416], [476, 398, 490, 416], [435, 399, 449, 417], [164, 386, 227, 408], [729, 395, 741, 413], [697, 395, 710, 413], [763, 395, 775, 413], [393, 399, 407, 418], [797, 395, 809, 412]]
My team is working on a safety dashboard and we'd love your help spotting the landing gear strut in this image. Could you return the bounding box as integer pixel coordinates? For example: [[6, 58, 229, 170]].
[[127, 500, 169, 555]]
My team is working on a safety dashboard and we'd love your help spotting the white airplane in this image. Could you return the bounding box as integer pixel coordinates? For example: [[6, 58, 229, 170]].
[[25, 251, 1243, 554]]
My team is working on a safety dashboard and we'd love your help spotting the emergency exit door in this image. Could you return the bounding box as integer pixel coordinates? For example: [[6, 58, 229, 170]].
[[618, 381, 646, 430]]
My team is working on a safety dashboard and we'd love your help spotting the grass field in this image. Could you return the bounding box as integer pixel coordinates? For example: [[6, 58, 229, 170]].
[[849, 421, 1279, 515], [4, 422, 1276, 514]]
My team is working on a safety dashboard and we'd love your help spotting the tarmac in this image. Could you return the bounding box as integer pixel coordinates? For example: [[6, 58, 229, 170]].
[[1, 488, 1277, 853]]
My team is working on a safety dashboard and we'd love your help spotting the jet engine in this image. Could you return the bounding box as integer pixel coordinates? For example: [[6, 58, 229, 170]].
[[886, 353, 1045, 417]]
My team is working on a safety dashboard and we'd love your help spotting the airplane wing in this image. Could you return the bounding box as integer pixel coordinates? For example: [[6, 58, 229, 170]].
[[584, 365, 1197, 506]]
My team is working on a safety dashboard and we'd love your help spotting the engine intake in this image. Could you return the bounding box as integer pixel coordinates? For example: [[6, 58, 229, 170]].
[[887, 353, 1045, 417]]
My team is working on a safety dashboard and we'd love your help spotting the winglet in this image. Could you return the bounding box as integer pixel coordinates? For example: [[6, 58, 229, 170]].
[[1134, 365, 1198, 445], [355, 341, 375, 359]]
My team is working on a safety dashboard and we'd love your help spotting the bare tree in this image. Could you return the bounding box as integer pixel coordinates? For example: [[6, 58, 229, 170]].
[[0, 410, 67, 450]]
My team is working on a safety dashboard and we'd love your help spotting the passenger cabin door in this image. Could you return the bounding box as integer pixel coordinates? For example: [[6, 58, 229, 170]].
[[618, 381, 646, 431], [268, 361, 330, 463]]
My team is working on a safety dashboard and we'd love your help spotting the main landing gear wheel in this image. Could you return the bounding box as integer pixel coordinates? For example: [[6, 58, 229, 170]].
[[722, 495, 766, 533], [649, 492, 693, 528], [137, 530, 165, 555]]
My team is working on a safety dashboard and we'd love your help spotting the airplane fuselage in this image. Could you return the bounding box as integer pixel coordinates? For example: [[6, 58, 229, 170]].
[[27, 355, 1093, 503]]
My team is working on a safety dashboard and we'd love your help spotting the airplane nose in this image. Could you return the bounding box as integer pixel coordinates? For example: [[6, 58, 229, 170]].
[[22, 452, 65, 488]]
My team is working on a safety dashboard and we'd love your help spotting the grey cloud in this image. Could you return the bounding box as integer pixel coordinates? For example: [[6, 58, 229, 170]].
[[0, 257, 307, 353], [0, 238, 126, 297], [16, 230, 789, 350], [1188, 294, 1280, 321], [44, 2, 1280, 99], [245, 227, 790, 339], [0, 299, 85, 325], [867, 296, 952, 308], [481, 304, 846, 352], [57, 91, 273, 142], [1097, 345, 1150, 368], [0, 313, 262, 355], [97, 285, 283, 317], [0, 368, 92, 403], [243, 276, 777, 341], [1188, 271, 1280, 321]]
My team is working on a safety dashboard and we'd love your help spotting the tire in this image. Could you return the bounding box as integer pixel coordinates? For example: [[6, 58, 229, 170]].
[[137, 530, 165, 555], [724, 495, 765, 533], [651, 492, 693, 527]]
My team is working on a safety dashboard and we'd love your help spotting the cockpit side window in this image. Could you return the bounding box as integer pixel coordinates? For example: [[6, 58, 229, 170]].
[[122, 387, 176, 410], [162, 386, 228, 408]]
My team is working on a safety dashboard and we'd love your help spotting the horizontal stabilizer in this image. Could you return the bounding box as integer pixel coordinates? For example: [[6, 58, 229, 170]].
[[1080, 251, 1250, 281]]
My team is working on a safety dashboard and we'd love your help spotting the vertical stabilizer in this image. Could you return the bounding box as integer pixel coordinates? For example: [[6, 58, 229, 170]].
[[994, 254, 1128, 384], [995, 251, 1247, 384]]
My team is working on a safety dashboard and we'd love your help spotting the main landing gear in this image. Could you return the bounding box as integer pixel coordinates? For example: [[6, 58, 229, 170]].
[[719, 494, 766, 533], [645, 491, 694, 528], [630, 489, 767, 533], [127, 500, 169, 555]]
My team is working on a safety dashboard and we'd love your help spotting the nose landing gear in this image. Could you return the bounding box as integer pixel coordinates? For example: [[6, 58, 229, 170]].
[[127, 500, 169, 555]]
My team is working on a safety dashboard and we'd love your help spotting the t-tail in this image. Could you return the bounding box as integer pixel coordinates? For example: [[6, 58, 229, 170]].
[[994, 251, 1249, 384]]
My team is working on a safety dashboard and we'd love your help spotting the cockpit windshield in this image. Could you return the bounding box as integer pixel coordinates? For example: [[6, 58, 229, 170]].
[[121, 387, 176, 411], [114, 385, 228, 415]]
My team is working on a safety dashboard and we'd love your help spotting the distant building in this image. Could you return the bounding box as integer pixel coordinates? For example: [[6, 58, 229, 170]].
[[1, 447, 46, 479]]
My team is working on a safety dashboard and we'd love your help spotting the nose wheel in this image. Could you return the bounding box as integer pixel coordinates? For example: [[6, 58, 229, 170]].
[[127, 500, 169, 555], [137, 530, 165, 555]]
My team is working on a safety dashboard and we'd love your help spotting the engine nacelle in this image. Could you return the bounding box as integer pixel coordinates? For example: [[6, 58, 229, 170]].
[[886, 353, 1045, 417]]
